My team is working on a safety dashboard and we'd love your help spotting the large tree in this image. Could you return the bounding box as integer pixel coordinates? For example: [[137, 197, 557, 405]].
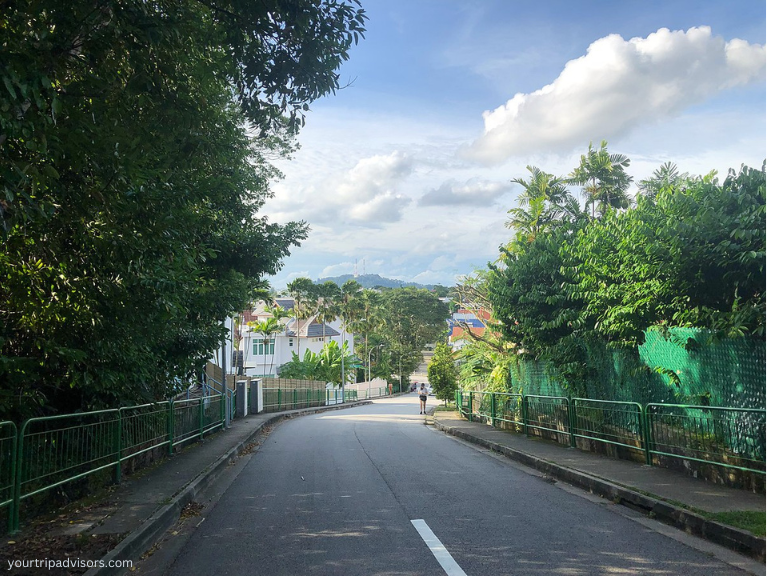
[[0, 0, 366, 419], [568, 140, 633, 218], [428, 342, 458, 404], [380, 288, 449, 389]]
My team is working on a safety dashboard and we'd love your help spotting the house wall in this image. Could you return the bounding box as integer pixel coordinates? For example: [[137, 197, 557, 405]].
[[240, 325, 354, 377]]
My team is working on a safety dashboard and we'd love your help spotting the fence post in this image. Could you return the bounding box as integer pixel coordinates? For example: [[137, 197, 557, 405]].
[[642, 405, 652, 466], [114, 411, 123, 484], [9, 423, 20, 534], [199, 398, 205, 439], [568, 399, 576, 448], [467, 392, 473, 422], [12, 422, 26, 533], [168, 401, 174, 456], [278, 388, 282, 410], [490, 393, 497, 428], [293, 389, 297, 409], [522, 395, 529, 437]]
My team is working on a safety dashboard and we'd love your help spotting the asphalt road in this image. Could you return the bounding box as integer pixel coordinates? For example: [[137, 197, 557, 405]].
[[164, 395, 751, 576]]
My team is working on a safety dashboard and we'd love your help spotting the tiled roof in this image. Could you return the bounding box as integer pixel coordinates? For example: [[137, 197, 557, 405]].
[[274, 298, 295, 311], [285, 317, 340, 338]]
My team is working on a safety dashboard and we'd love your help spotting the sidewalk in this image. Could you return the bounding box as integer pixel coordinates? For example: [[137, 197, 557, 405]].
[[432, 409, 766, 562]]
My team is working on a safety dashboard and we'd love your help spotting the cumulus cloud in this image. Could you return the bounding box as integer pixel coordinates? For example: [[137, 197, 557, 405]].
[[268, 151, 414, 226], [465, 26, 766, 163], [418, 178, 512, 206]]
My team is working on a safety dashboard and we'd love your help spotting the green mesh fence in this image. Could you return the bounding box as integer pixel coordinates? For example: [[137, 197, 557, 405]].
[[509, 329, 765, 410]]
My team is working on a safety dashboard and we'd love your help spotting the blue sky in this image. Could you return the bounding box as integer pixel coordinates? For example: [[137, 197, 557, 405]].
[[264, 0, 766, 288]]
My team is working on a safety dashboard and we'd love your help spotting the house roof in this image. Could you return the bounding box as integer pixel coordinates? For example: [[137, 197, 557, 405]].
[[285, 316, 340, 338], [274, 298, 295, 311]]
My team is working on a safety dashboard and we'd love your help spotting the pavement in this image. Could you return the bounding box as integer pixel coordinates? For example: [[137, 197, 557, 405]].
[[57, 397, 763, 575]]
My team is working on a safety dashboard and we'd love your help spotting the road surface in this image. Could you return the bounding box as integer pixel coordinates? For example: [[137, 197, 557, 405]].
[[163, 395, 754, 575]]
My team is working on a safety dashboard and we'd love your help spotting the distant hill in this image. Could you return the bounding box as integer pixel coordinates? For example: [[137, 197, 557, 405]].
[[315, 273, 432, 290]]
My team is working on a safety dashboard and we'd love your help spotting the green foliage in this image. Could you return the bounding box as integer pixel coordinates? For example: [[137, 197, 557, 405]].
[[0, 0, 367, 419], [380, 287, 450, 382], [568, 140, 633, 218], [428, 343, 458, 402], [486, 151, 765, 396], [277, 340, 358, 384], [565, 163, 766, 345]]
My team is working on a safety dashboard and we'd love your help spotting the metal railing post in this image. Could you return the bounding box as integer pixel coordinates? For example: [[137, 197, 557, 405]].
[[114, 410, 123, 483], [167, 401, 174, 456], [6, 423, 17, 534], [11, 420, 29, 534], [490, 393, 497, 428], [568, 398, 576, 448], [642, 405, 652, 466], [199, 398, 204, 439], [522, 395, 529, 436]]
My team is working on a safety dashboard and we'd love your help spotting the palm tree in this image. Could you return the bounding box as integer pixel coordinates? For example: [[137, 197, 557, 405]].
[[338, 280, 363, 395], [347, 289, 384, 382], [286, 277, 316, 359], [637, 161, 686, 200], [248, 317, 281, 376], [568, 140, 633, 218], [507, 165, 581, 244], [314, 281, 341, 345]]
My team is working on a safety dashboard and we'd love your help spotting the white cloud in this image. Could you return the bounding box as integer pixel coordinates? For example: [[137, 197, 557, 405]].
[[319, 262, 355, 278], [466, 26, 766, 163], [266, 151, 414, 226], [419, 178, 512, 206]]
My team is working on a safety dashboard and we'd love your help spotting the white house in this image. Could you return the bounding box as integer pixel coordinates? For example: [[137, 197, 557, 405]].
[[236, 298, 354, 378]]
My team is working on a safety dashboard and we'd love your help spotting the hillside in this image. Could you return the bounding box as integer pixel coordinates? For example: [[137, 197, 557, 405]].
[[315, 274, 431, 290]]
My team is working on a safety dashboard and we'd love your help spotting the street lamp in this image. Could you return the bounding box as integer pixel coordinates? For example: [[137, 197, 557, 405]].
[[367, 344, 384, 382]]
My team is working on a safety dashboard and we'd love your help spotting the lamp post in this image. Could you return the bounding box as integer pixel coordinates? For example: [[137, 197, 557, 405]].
[[367, 344, 384, 383]]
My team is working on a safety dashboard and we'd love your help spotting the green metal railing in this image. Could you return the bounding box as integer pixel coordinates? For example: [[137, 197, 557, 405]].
[[262, 388, 347, 413], [6, 395, 226, 533], [455, 391, 766, 475], [646, 404, 766, 473], [495, 393, 525, 432], [525, 395, 570, 443], [571, 398, 645, 457]]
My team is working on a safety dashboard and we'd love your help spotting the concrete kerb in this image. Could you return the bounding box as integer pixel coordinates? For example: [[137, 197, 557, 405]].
[[86, 400, 372, 576], [433, 417, 766, 563]]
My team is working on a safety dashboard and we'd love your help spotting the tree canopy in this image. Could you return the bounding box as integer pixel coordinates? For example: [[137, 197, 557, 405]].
[[483, 154, 765, 394], [0, 0, 366, 419]]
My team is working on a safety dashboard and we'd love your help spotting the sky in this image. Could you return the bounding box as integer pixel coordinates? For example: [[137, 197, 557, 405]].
[[263, 0, 766, 289]]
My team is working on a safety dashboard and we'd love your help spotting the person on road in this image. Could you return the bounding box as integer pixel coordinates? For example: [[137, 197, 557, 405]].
[[418, 383, 428, 414]]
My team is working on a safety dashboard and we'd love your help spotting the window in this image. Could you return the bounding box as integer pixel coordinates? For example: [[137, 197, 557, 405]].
[[253, 339, 275, 356]]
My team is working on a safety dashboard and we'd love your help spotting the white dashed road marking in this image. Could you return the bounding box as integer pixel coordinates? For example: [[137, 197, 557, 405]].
[[411, 519, 468, 576]]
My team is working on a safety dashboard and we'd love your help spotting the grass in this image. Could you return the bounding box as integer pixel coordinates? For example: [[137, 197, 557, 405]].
[[701, 511, 766, 537], [433, 403, 458, 412]]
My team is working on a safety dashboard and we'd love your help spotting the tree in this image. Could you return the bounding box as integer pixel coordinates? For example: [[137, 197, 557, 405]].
[[568, 141, 633, 218], [428, 343, 458, 405], [566, 163, 765, 344], [337, 280, 363, 390], [506, 166, 582, 250], [380, 288, 449, 390], [277, 340, 357, 385], [248, 317, 282, 376], [347, 288, 384, 381], [0, 0, 367, 420], [286, 277, 318, 359], [313, 281, 342, 344]]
